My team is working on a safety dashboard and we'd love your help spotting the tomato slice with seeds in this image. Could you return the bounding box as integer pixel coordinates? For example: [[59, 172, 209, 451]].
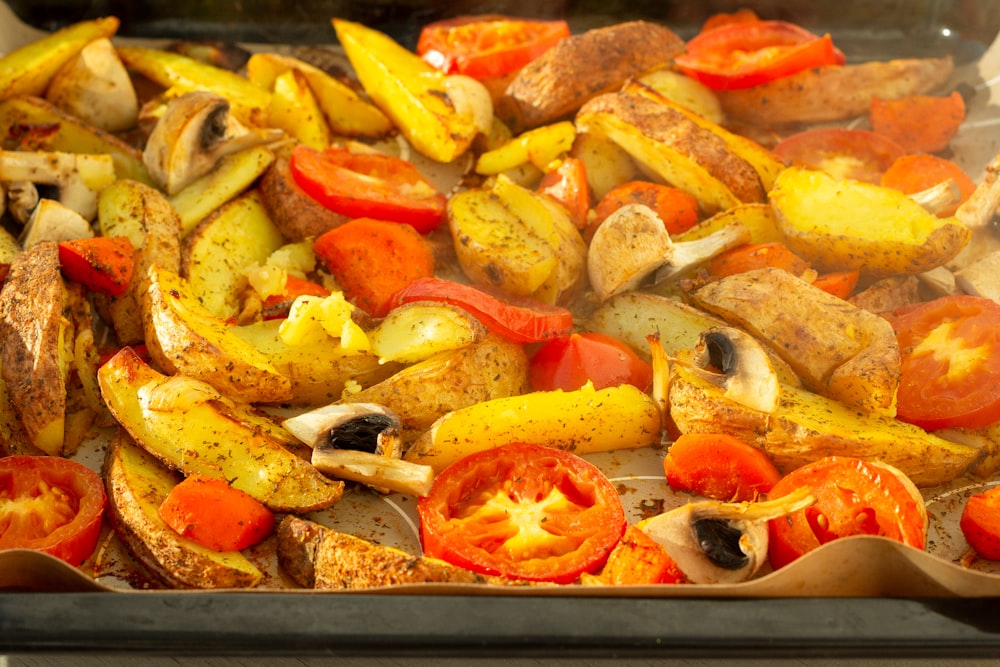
[[773, 128, 908, 184], [891, 295, 1000, 431], [418, 442, 626, 583], [0, 455, 107, 565], [289, 144, 446, 234], [767, 456, 927, 569]]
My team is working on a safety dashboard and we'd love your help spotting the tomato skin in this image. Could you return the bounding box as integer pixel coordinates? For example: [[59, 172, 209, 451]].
[[289, 145, 446, 234], [675, 20, 845, 91], [960, 485, 1000, 560], [773, 128, 908, 184], [417, 15, 570, 80], [767, 456, 927, 569], [388, 277, 573, 343], [537, 157, 590, 229], [528, 332, 653, 392], [0, 455, 107, 565], [662, 433, 781, 502], [892, 295, 1000, 431], [418, 442, 626, 583], [58, 236, 135, 297]]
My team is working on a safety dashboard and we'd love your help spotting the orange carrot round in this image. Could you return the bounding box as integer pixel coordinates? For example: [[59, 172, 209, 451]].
[[707, 241, 810, 278], [313, 217, 435, 318], [811, 270, 860, 300], [881, 153, 976, 217], [589, 180, 700, 240], [663, 433, 781, 502], [158, 474, 275, 552], [869, 91, 966, 154], [600, 525, 686, 585]]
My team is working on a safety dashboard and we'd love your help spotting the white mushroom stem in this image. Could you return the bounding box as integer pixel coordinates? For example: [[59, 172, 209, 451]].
[[5, 180, 37, 224], [954, 250, 1000, 302], [956, 151, 1000, 229], [908, 178, 961, 216], [0, 150, 115, 221], [310, 449, 434, 497], [587, 204, 750, 301]]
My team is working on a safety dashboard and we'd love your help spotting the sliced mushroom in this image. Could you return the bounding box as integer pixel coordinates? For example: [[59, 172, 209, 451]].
[[5, 181, 37, 224], [142, 91, 283, 195], [682, 326, 781, 414], [283, 403, 434, 497], [19, 198, 94, 248], [0, 150, 115, 220], [640, 486, 814, 584], [956, 151, 1000, 229], [954, 249, 1000, 302], [587, 204, 750, 301]]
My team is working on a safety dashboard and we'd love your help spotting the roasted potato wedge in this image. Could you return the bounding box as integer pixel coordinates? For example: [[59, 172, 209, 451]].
[[140, 264, 292, 404], [181, 191, 285, 321], [258, 155, 349, 241], [770, 167, 971, 277], [688, 267, 900, 415], [266, 68, 331, 149], [0, 242, 69, 455], [104, 432, 264, 589], [497, 21, 686, 133], [717, 57, 954, 126], [98, 346, 342, 512], [668, 359, 983, 488], [576, 88, 765, 213]]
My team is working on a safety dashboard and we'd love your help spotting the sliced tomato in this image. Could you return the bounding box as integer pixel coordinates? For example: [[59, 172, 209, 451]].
[[0, 455, 107, 565], [418, 442, 626, 583], [773, 128, 908, 184], [58, 236, 135, 297], [767, 456, 927, 569], [537, 157, 590, 229], [891, 295, 1000, 431], [417, 15, 570, 80], [674, 20, 845, 91], [289, 144, 446, 234], [528, 332, 652, 392], [388, 277, 573, 343], [960, 485, 1000, 560]]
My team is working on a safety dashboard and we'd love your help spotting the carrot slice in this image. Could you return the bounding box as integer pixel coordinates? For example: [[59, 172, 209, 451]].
[[589, 180, 700, 240], [706, 241, 810, 278], [159, 474, 275, 552], [811, 270, 860, 299], [313, 217, 435, 318], [881, 153, 976, 217], [600, 525, 686, 585], [663, 433, 781, 502], [869, 91, 966, 154]]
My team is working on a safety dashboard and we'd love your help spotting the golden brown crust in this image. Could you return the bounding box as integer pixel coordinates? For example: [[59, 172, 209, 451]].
[[496, 21, 686, 134], [258, 156, 349, 241]]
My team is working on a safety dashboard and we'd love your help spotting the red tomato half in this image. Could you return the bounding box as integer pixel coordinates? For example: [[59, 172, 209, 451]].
[[0, 455, 107, 565], [418, 442, 626, 583], [289, 145, 446, 234], [417, 15, 570, 80], [773, 128, 908, 184], [768, 456, 927, 569], [892, 295, 1000, 431], [675, 20, 845, 91], [528, 332, 652, 392], [388, 277, 573, 343]]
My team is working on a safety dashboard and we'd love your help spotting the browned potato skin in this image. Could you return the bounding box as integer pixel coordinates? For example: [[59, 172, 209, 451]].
[[258, 156, 348, 241], [0, 242, 67, 455], [717, 57, 954, 126], [496, 21, 686, 134], [688, 267, 900, 415], [578, 90, 766, 206]]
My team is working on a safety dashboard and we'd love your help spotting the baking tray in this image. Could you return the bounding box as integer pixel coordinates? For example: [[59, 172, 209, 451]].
[[5, 0, 1000, 657]]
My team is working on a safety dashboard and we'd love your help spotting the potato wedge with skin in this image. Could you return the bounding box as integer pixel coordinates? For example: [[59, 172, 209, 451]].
[[232, 319, 401, 406], [181, 191, 285, 321], [267, 68, 331, 149], [496, 21, 686, 134], [343, 333, 529, 445], [104, 432, 264, 589], [688, 267, 900, 415], [168, 145, 275, 236], [576, 89, 765, 214], [0, 95, 150, 183], [99, 347, 343, 512], [99, 178, 182, 346], [770, 167, 971, 277], [258, 155, 349, 241], [406, 382, 662, 472], [717, 57, 954, 126], [140, 264, 292, 404], [0, 17, 119, 101], [0, 242, 68, 455], [668, 360, 982, 488], [46, 37, 138, 133], [245, 52, 392, 138], [116, 45, 271, 127], [333, 19, 489, 163]]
